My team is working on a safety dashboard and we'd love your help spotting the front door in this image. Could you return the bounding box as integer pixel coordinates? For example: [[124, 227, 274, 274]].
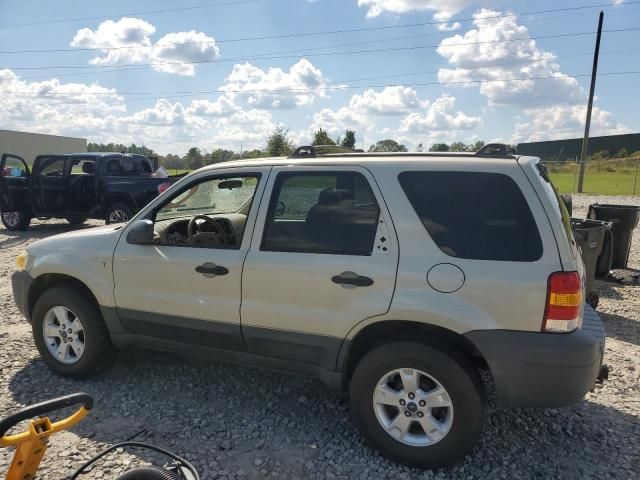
[[241, 166, 399, 369], [0, 154, 31, 213], [112, 167, 270, 351], [32, 155, 69, 215]]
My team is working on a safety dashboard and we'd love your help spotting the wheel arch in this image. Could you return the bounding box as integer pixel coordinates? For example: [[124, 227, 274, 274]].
[[338, 320, 490, 390], [101, 193, 136, 217], [28, 273, 100, 321]]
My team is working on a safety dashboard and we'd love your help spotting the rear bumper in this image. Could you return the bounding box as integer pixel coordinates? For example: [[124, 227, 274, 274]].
[[465, 305, 605, 408], [11, 270, 33, 323]]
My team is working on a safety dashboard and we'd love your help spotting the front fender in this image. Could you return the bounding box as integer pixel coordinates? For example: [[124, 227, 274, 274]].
[[29, 253, 116, 308]]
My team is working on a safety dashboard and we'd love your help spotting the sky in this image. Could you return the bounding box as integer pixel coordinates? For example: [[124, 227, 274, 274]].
[[0, 0, 638, 155]]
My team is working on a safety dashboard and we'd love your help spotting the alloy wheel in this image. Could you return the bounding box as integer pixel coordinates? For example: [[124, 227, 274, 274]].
[[42, 306, 86, 364], [372, 368, 454, 446]]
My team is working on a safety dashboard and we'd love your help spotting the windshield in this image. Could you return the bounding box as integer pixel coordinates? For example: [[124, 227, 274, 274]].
[[156, 176, 257, 221]]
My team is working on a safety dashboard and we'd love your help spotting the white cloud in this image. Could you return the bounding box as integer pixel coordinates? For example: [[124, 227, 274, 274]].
[[185, 96, 238, 117], [70, 18, 219, 76], [348, 86, 426, 115], [399, 94, 481, 133], [436, 9, 585, 106], [0, 69, 273, 153], [220, 59, 328, 109], [309, 107, 374, 137], [513, 105, 632, 143], [357, 0, 474, 21]]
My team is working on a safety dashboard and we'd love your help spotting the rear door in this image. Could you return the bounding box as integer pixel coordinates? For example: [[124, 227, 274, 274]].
[[0, 154, 31, 212], [32, 155, 69, 214], [241, 166, 399, 369]]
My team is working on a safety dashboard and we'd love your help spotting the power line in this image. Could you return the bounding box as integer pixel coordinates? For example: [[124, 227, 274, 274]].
[[2, 1, 639, 52], [17, 48, 639, 83], [6, 27, 640, 71], [2, 71, 639, 101], [0, 0, 266, 29], [0, 54, 597, 96], [3, 0, 640, 37]]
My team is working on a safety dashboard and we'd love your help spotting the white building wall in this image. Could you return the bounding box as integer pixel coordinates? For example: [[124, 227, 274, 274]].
[[0, 130, 87, 165]]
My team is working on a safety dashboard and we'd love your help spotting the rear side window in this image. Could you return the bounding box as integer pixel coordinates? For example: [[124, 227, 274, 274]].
[[38, 157, 66, 177], [399, 171, 543, 261], [262, 172, 380, 255]]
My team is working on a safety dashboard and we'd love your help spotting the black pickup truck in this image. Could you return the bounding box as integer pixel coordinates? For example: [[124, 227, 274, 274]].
[[0, 152, 183, 230]]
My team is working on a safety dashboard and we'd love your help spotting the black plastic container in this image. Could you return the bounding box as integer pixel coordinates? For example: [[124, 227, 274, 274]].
[[571, 218, 613, 308], [588, 204, 640, 269]]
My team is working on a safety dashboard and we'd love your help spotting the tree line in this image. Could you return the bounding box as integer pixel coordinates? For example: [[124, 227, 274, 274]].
[[90, 132, 488, 172]]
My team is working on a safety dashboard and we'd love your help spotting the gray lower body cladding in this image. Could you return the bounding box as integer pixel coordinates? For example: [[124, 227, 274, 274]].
[[465, 305, 605, 408], [11, 270, 33, 322], [14, 272, 605, 406]]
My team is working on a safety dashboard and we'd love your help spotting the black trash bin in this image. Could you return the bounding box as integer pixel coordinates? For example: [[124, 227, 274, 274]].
[[588, 204, 640, 269], [571, 218, 613, 309]]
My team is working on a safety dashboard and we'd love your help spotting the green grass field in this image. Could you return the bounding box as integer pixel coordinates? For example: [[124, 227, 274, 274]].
[[548, 171, 639, 196]]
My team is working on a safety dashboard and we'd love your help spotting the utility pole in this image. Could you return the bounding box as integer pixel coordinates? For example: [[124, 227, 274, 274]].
[[577, 11, 604, 193]]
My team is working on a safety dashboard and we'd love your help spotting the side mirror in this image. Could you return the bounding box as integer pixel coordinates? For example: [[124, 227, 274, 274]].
[[274, 201, 285, 217], [126, 219, 154, 245]]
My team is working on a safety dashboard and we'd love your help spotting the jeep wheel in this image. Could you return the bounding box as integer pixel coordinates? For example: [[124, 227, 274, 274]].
[[32, 286, 116, 378], [105, 202, 133, 224], [1, 210, 31, 230], [65, 216, 88, 225], [349, 341, 485, 469]]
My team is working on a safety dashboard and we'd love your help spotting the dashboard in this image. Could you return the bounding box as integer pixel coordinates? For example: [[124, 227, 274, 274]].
[[154, 213, 248, 247]]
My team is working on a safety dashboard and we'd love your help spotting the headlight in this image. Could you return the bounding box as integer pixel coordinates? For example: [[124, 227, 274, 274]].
[[15, 250, 29, 271]]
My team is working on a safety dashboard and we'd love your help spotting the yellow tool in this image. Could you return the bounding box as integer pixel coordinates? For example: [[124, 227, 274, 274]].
[[0, 393, 93, 480]]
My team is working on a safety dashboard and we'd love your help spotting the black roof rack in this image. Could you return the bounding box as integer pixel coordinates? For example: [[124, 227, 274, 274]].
[[289, 145, 364, 158], [475, 143, 517, 157], [288, 143, 516, 159]]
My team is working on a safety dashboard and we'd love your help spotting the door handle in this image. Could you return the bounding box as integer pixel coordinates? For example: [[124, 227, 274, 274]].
[[331, 271, 374, 287], [195, 263, 229, 276]]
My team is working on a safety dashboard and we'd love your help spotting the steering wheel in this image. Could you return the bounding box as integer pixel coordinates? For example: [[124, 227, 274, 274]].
[[187, 215, 228, 246]]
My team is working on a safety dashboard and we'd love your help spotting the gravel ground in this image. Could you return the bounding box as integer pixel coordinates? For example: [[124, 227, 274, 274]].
[[1, 194, 639, 479]]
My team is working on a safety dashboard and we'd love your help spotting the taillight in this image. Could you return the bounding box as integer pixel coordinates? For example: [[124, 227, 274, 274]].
[[158, 182, 171, 194], [542, 271, 582, 332]]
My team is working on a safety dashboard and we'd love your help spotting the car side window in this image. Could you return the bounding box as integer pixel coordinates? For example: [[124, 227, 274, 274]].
[[105, 158, 124, 176], [261, 172, 380, 256], [399, 171, 543, 261], [38, 157, 66, 177], [2, 157, 28, 178], [152, 174, 260, 249], [70, 159, 96, 176]]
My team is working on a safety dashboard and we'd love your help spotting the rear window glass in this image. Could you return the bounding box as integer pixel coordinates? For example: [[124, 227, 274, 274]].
[[399, 171, 543, 261], [535, 162, 574, 243]]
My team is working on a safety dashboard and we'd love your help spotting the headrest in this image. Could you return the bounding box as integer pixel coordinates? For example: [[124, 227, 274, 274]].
[[82, 162, 95, 174], [317, 188, 350, 205]]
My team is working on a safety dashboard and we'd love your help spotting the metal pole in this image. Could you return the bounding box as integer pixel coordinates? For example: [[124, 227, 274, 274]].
[[577, 11, 604, 193], [633, 156, 639, 196]]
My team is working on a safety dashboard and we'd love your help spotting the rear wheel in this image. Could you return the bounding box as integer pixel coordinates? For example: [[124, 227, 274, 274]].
[[65, 216, 88, 225], [32, 286, 116, 378], [349, 341, 485, 469], [105, 202, 133, 224], [1, 210, 31, 230]]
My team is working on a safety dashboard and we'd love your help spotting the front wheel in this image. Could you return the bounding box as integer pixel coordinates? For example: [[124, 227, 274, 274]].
[[105, 202, 133, 224], [349, 341, 485, 469], [1, 210, 31, 230], [32, 286, 116, 378]]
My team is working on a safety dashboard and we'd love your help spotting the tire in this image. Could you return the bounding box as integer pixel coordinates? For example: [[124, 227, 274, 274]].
[[105, 202, 133, 224], [1, 210, 31, 230], [349, 341, 485, 469], [65, 216, 88, 225], [32, 286, 116, 378]]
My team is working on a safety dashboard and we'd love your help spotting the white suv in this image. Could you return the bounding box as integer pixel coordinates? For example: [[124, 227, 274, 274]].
[[11, 146, 605, 468]]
